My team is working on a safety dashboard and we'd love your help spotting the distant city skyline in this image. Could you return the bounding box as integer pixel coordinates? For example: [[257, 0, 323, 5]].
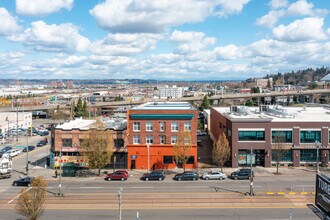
[[0, 0, 329, 80]]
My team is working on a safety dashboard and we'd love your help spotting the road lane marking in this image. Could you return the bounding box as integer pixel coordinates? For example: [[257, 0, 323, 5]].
[[8, 187, 31, 204], [80, 187, 104, 189]]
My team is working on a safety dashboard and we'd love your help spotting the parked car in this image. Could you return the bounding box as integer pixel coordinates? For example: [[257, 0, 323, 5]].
[[37, 140, 47, 147], [230, 169, 254, 180], [2, 149, 21, 158], [39, 130, 49, 136], [115, 170, 129, 178], [105, 171, 128, 181], [0, 146, 13, 154], [141, 171, 165, 181], [12, 176, 35, 187], [22, 146, 35, 152], [200, 170, 227, 180], [173, 171, 199, 181]]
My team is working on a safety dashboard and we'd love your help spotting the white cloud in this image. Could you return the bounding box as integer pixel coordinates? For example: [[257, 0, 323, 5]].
[[286, 0, 314, 16], [90, 0, 250, 33], [214, 44, 243, 60], [9, 21, 90, 53], [0, 8, 21, 36], [269, 0, 288, 9], [16, 0, 73, 16], [272, 17, 327, 42], [170, 30, 216, 54], [257, 0, 328, 28], [216, 0, 250, 17], [90, 33, 162, 56], [256, 10, 284, 28]]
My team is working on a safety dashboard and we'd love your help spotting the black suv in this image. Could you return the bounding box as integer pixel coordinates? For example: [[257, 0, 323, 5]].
[[230, 169, 254, 180], [141, 171, 165, 181]]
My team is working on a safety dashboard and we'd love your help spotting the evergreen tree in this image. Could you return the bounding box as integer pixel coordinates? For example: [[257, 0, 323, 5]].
[[82, 99, 88, 117], [75, 97, 83, 117], [201, 95, 210, 109]]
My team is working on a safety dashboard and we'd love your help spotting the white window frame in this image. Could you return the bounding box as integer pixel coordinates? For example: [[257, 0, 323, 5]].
[[171, 122, 179, 132], [184, 122, 191, 131], [160, 122, 165, 131], [133, 122, 140, 131], [133, 135, 140, 144], [171, 135, 178, 144], [160, 135, 165, 144], [146, 122, 153, 131], [146, 135, 153, 144]]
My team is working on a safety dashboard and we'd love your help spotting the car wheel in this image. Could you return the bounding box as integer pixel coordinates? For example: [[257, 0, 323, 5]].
[[121, 178, 124, 181], [234, 176, 238, 180], [145, 177, 149, 181], [205, 177, 209, 180], [220, 177, 224, 180], [158, 177, 162, 181], [108, 178, 111, 181], [193, 177, 197, 181], [178, 177, 181, 181], [14, 182, 17, 186], [27, 183, 31, 187]]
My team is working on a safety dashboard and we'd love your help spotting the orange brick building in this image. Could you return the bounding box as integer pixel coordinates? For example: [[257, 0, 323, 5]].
[[127, 102, 198, 170]]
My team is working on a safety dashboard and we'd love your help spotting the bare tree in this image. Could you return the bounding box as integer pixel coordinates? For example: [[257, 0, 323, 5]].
[[212, 132, 231, 172], [272, 132, 288, 174], [173, 130, 193, 172], [81, 121, 114, 175], [15, 176, 48, 220]]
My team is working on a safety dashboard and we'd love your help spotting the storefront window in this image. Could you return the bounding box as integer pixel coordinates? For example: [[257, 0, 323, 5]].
[[163, 156, 173, 164], [271, 149, 292, 162], [300, 131, 321, 143], [300, 149, 321, 162]]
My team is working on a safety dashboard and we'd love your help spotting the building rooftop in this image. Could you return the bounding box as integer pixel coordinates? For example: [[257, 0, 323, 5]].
[[321, 73, 330, 81], [55, 117, 127, 130], [133, 102, 195, 110], [213, 105, 330, 122], [55, 118, 96, 130]]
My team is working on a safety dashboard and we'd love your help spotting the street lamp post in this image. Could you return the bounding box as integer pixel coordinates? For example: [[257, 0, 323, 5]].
[[249, 147, 254, 196], [147, 144, 150, 173], [118, 188, 123, 220], [315, 141, 320, 174], [58, 150, 63, 197], [26, 133, 29, 176]]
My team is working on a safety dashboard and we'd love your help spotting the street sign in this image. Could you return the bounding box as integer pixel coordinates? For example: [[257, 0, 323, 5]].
[[315, 173, 330, 217]]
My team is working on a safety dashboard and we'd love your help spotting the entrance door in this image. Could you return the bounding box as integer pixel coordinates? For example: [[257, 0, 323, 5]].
[[255, 150, 265, 166], [130, 160, 136, 170]]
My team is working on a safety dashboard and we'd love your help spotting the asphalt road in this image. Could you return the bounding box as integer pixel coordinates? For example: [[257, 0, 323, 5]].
[[0, 208, 321, 220]]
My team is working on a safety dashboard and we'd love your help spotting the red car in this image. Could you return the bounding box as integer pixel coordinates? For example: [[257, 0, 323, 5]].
[[105, 171, 128, 181]]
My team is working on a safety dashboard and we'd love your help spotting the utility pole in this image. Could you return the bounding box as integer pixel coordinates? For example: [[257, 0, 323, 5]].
[[118, 188, 123, 220], [316, 141, 320, 174], [58, 150, 63, 197], [26, 133, 29, 176], [16, 100, 18, 142], [147, 144, 150, 173], [249, 147, 254, 196]]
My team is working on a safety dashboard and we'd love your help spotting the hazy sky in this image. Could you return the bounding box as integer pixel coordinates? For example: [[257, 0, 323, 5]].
[[0, 0, 329, 80]]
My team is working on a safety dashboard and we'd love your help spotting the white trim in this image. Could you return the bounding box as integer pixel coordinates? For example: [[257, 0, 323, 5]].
[[300, 128, 322, 131], [238, 141, 266, 143], [238, 128, 265, 131], [271, 128, 293, 131]]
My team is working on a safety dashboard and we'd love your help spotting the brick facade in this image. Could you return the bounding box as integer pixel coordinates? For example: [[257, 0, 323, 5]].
[[127, 108, 198, 170], [210, 106, 330, 168]]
